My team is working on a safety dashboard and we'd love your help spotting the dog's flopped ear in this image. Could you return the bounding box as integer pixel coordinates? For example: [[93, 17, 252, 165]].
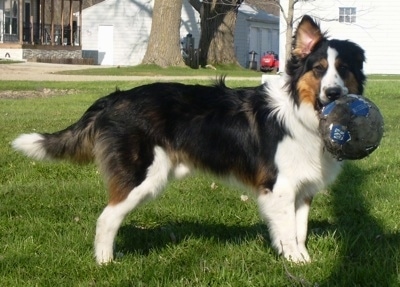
[[293, 15, 323, 59]]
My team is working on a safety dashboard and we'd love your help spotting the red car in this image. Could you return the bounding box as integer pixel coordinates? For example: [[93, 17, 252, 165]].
[[260, 51, 279, 72]]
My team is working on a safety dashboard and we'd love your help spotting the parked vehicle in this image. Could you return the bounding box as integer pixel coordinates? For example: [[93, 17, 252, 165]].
[[260, 51, 279, 72]]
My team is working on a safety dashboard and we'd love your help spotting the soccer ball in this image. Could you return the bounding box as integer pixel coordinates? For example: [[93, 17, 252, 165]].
[[319, 94, 384, 160]]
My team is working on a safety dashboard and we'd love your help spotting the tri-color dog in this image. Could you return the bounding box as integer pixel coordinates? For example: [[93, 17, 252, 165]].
[[12, 15, 366, 264]]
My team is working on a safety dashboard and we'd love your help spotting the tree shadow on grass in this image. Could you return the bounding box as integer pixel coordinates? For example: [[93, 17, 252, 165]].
[[321, 163, 400, 286]]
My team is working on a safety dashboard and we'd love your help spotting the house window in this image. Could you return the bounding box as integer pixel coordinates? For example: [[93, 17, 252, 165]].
[[4, 0, 18, 35], [339, 7, 356, 23]]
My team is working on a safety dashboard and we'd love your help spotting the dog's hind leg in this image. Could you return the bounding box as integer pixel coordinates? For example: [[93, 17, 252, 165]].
[[95, 146, 172, 264]]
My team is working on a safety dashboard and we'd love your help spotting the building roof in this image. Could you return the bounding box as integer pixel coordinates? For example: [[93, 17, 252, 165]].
[[239, 2, 279, 23]]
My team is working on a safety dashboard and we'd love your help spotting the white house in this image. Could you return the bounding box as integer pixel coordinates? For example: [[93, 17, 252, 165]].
[[279, 0, 400, 74], [79, 0, 279, 67], [79, 0, 200, 65]]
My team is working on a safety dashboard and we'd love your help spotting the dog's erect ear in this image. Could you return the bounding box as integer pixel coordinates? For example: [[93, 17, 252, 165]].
[[293, 15, 323, 59]]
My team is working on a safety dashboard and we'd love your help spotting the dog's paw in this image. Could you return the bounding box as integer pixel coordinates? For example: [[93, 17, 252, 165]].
[[283, 249, 311, 263], [95, 249, 114, 265]]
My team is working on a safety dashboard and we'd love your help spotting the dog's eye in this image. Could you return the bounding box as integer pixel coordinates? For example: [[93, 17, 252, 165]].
[[313, 64, 326, 75], [338, 64, 349, 76]]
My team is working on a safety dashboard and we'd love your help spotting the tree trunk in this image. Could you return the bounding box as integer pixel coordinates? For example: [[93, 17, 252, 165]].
[[142, 0, 185, 67], [198, 0, 242, 67], [284, 0, 295, 61]]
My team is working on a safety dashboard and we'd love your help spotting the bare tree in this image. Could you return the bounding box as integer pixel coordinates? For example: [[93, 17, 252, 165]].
[[190, 0, 243, 67], [142, 0, 185, 67], [280, 0, 297, 61]]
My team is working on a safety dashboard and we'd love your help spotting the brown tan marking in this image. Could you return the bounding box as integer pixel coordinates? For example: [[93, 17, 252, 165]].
[[344, 72, 361, 94], [296, 71, 320, 107], [108, 174, 132, 205], [335, 59, 360, 94], [258, 187, 272, 195], [303, 197, 313, 206]]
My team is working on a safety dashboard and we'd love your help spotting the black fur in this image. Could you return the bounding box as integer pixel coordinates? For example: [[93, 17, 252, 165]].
[[47, 80, 286, 191]]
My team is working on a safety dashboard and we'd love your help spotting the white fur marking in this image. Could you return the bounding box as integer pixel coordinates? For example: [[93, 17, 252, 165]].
[[320, 47, 348, 103], [257, 178, 308, 262], [263, 74, 343, 262], [95, 146, 172, 264], [265, 77, 320, 133], [12, 133, 49, 160], [295, 197, 311, 262], [173, 163, 191, 179]]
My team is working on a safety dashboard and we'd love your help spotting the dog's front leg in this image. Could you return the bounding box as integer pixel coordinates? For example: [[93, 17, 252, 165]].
[[294, 194, 312, 262], [257, 179, 310, 263]]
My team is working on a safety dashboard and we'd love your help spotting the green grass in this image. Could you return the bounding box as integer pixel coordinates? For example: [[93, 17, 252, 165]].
[[1, 79, 400, 286], [57, 63, 267, 78], [0, 59, 24, 64], [368, 74, 400, 80]]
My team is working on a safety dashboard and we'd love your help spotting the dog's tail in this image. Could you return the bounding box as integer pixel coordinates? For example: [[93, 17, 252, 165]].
[[12, 100, 103, 164]]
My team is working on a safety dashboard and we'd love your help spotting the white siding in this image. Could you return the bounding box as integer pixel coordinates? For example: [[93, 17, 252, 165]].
[[279, 0, 400, 74], [82, 0, 153, 66]]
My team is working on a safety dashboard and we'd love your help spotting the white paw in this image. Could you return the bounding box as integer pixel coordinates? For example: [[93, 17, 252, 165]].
[[283, 249, 311, 263], [95, 247, 114, 265], [297, 244, 311, 262]]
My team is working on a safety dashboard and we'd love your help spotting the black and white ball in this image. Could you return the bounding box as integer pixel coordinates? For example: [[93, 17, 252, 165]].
[[319, 94, 384, 160]]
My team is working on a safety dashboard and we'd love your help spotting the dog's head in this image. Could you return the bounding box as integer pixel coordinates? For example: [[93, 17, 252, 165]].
[[286, 15, 366, 109]]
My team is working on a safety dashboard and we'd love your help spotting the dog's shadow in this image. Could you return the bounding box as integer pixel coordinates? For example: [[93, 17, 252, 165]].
[[117, 163, 399, 285], [320, 162, 400, 285], [118, 220, 269, 256]]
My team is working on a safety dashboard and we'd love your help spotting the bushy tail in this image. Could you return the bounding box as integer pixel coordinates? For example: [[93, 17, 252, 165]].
[[12, 104, 101, 164]]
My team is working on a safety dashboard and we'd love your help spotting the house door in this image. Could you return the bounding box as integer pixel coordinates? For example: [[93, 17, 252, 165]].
[[98, 25, 113, 65], [23, 0, 31, 42]]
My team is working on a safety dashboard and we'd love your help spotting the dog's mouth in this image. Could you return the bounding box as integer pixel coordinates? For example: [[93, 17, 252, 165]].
[[316, 98, 325, 113]]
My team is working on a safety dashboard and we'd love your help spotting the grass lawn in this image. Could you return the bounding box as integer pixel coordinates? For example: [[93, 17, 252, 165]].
[[0, 59, 24, 64], [56, 63, 264, 78], [0, 77, 399, 286]]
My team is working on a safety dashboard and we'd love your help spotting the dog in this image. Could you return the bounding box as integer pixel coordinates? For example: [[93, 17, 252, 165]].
[[12, 15, 366, 264]]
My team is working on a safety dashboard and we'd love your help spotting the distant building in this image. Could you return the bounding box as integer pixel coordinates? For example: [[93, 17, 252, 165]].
[[0, 0, 84, 61], [0, 0, 280, 68]]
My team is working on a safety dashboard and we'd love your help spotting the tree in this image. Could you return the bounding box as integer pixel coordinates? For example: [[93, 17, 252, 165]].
[[142, 0, 185, 67], [190, 0, 243, 67]]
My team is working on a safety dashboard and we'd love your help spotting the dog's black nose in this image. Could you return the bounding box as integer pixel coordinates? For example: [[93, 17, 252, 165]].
[[325, 87, 342, 100]]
